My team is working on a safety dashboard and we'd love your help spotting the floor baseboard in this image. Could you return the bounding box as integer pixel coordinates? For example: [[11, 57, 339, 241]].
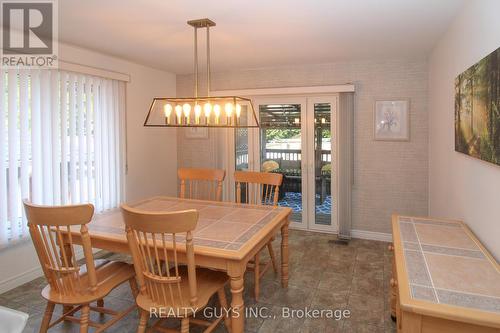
[[290, 226, 392, 242], [0, 266, 44, 294], [350, 229, 393, 242], [0, 248, 85, 294]]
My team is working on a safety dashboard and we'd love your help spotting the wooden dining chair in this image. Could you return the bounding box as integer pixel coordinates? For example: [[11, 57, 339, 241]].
[[178, 168, 226, 202], [234, 171, 283, 301], [23, 200, 138, 333], [121, 205, 231, 333]]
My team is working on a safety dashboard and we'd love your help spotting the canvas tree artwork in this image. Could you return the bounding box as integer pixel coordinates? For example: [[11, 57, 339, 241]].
[[455, 47, 500, 166]]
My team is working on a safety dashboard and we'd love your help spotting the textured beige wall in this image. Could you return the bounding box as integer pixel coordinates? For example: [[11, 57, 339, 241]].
[[177, 59, 428, 234], [428, 0, 500, 260]]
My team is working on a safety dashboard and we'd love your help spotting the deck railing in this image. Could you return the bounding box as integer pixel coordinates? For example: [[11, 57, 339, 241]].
[[236, 148, 331, 169], [265, 149, 331, 162]]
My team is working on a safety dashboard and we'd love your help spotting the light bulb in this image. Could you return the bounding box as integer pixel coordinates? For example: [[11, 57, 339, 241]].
[[204, 102, 212, 117], [182, 103, 191, 117], [294, 118, 300, 124], [213, 104, 221, 124], [164, 104, 172, 117], [225, 103, 233, 117], [194, 104, 202, 124], [214, 104, 221, 116], [164, 104, 172, 125], [321, 118, 326, 124], [204, 102, 212, 124], [175, 105, 182, 124], [182, 103, 191, 124], [235, 104, 241, 118]]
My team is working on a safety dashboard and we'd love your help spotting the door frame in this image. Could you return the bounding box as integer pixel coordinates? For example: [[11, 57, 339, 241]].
[[306, 96, 339, 233], [218, 86, 352, 234], [251, 96, 308, 230]]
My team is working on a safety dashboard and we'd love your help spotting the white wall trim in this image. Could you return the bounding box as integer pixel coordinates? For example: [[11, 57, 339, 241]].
[[59, 60, 131, 82], [0, 265, 44, 294], [290, 225, 393, 242], [211, 84, 354, 97], [351, 229, 393, 242], [0, 247, 87, 293]]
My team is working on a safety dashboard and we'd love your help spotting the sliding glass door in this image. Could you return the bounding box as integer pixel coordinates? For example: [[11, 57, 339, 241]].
[[258, 99, 306, 227], [231, 96, 337, 232], [306, 97, 337, 232]]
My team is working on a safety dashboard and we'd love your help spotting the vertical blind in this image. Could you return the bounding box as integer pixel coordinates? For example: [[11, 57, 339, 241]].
[[0, 69, 125, 246]]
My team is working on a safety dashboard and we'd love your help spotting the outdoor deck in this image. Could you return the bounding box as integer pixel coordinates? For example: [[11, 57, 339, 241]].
[[278, 192, 332, 225]]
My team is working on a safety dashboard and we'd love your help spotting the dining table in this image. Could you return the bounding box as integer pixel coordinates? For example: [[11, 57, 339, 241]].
[[60, 196, 292, 333]]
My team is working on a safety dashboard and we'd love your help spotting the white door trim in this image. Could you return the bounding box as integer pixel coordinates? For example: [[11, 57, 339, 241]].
[[221, 86, 351, 234], [211, 84, 354, 97], [306, 96, 339, 233], [252, 96, 307, 230]]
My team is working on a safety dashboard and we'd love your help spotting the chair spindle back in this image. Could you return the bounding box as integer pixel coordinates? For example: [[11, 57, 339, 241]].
[[23, 200, 96, 296], [178, 168, 225, 201], [234, 171, 283, 206], [121, 205, 199, 308]]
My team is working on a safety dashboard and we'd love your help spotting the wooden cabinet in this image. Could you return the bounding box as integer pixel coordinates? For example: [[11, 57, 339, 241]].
[[390, 214, 500, 333]]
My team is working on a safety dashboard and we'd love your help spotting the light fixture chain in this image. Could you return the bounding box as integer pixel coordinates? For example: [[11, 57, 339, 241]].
[[194, 27, 198, 98], [207, 26, 211, 97]]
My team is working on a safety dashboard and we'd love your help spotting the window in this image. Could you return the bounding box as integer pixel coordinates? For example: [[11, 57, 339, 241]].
[[0, 69, 125, 246]]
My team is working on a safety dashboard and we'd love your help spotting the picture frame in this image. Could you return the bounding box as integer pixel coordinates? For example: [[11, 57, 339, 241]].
[[455, 47, 500, 166], [184, 127, 209, 139], [373, 99, 410, 141]]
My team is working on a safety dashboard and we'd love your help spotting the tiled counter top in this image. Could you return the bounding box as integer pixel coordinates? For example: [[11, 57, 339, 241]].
[[391, 214, 500, 332]]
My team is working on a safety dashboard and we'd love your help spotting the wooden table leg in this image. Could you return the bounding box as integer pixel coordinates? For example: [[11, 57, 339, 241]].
[[227, 263, 245, 333], [281, 217, 290, 288]]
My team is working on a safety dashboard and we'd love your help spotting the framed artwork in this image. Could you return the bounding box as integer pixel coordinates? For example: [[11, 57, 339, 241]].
[[374, 99, 410, 141], [455, 46, 500, 166], [184, 127, 209, 139]]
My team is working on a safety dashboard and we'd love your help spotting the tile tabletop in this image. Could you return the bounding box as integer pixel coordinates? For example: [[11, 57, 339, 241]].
[[88, 197, 290, 253], [397, 216, 500, 314]]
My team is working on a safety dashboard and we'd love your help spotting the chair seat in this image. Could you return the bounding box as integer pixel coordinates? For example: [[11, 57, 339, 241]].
[[136, 266, 228, 317], [41, 260, 135, 305]]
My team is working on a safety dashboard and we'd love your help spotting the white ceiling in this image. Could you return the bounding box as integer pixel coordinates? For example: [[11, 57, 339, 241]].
[[59, 0, 464, 74]]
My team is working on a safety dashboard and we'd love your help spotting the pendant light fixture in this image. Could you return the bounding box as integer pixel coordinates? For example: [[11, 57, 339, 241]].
[[144, 18, 259, 128]]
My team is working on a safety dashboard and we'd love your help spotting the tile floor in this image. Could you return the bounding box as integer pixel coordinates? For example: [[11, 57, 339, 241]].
[[0, 230, 396, 333]]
